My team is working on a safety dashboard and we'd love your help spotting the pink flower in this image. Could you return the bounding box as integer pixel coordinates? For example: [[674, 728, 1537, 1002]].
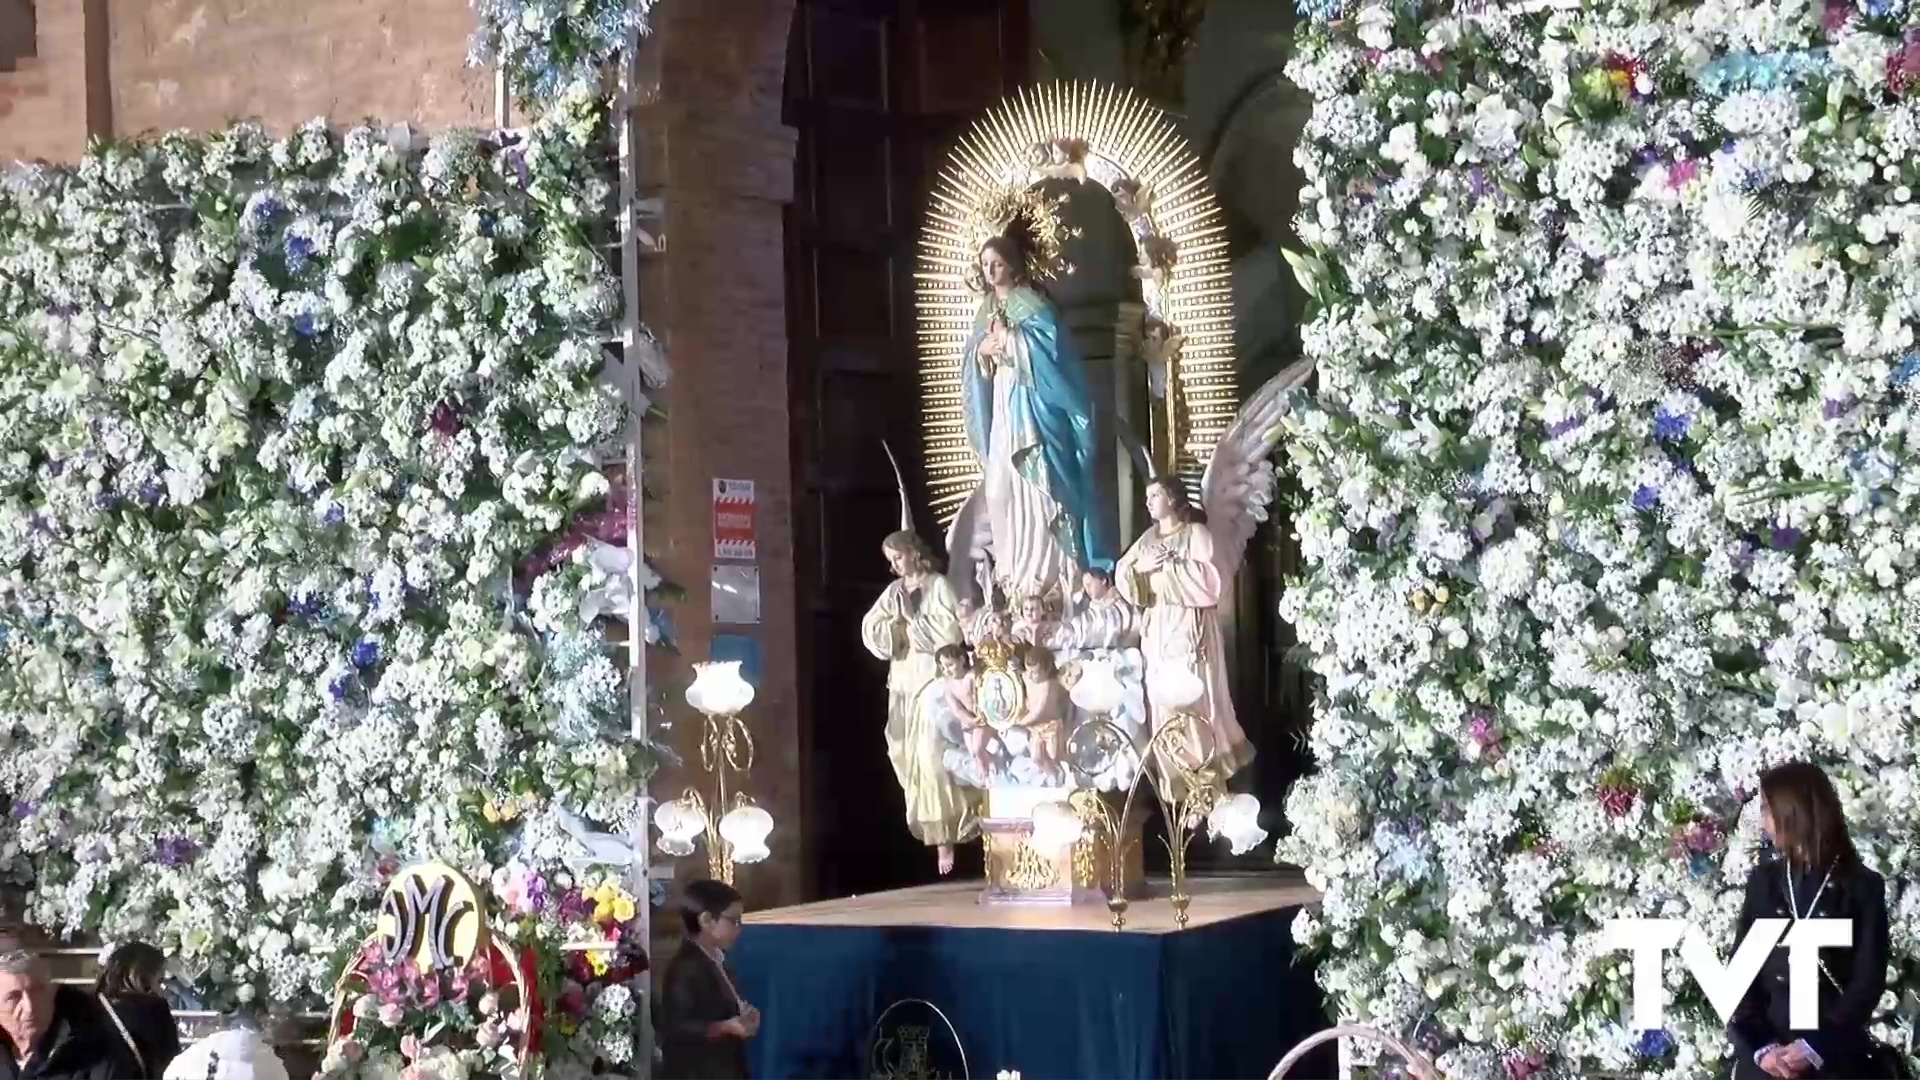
[[1667, 158, 1699, 190], [477, 1019, 507, 1049], [400, 1034, 422, 1061], [378, 1001, 406, 1027]]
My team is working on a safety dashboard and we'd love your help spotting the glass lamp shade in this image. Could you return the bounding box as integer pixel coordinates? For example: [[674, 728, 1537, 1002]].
[[718, 804, 774, 864], [686, 660, 755, 716], [1068, 658, 1125, 717], [653, 797, 709, 858], [1029, 799, 1086, 849], [1147, 665, 1206, 710], [1206, 793, 1269, 856]]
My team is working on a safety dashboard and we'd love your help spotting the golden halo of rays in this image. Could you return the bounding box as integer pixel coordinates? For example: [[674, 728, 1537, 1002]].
[[914, 81, 1238, 525]]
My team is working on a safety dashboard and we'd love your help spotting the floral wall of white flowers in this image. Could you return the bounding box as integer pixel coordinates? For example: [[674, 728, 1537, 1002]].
[[1274, 0, 1920, 1076], [0, 75, 666, 1008]]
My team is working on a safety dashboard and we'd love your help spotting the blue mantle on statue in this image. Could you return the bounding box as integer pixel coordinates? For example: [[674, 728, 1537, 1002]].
[[729, 900, 1332, 1079]]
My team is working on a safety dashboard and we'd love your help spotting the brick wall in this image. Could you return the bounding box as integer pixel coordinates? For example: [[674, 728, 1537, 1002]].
[[0, 0, 96, 163], [640, 0, 805, 908], [108, 0, 489, 136]]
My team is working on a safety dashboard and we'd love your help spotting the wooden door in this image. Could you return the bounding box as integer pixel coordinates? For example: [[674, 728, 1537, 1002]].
[[785, 0, 1028, 898]]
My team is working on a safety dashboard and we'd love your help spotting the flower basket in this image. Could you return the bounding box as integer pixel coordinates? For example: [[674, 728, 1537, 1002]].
[[1269, 1025, 1442, 1080]]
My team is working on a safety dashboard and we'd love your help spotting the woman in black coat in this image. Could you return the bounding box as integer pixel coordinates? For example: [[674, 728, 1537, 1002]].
[[1728, 761, 1891, 1079], [92, 943, 180, 1080]]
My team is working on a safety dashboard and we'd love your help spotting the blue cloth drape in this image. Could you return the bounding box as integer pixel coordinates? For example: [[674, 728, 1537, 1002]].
[[731, 902, 1333, 1079]]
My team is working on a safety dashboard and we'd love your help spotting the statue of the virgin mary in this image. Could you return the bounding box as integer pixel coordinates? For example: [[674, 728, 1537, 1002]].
[[946, 231, 1112, 602]]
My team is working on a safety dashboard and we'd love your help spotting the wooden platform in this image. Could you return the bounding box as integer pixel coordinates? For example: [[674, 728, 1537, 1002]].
[[747, 871, 1318, 934]]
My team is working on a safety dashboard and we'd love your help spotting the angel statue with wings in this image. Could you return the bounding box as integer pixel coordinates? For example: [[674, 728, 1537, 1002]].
[[1114, 358, 1314, 786]]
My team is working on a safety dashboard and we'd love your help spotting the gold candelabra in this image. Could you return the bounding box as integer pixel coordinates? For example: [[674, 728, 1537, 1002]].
[[1064, 710, 1230, 929], [654, 661, 774, 885]]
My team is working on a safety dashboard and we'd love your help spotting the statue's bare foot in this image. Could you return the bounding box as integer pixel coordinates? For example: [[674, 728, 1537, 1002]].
[[937, 845, 955, 876]]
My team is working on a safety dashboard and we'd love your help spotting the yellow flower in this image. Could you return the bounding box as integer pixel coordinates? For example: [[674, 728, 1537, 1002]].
[[593, 901, 614, 923], [612, 895, 636, 923], [482, 802, 501, 824], [587, 950, 611, 976]]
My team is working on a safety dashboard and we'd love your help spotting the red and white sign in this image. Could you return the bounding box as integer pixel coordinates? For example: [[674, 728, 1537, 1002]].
[[713, 479, 757, 560]]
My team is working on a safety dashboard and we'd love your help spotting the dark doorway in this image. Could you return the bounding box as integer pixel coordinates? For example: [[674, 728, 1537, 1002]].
[[784, 0, 1031, 898]]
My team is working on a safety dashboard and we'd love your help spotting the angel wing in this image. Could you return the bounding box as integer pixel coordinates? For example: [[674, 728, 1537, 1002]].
[[882, 440, 913, 532], [1199, 355, 1316, 580], [553, 804, 641, 872]]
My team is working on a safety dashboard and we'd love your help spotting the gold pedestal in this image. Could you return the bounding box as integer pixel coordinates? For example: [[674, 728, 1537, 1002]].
[[979, 789, 1146, 906]]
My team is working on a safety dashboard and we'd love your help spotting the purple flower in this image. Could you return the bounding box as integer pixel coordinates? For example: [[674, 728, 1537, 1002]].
[[328, 675, 352, 701], [1466, 167, 1491, 198], [8, 800, 36, 820], [287, 593, 321, 619], [1730, 539, 1757, 570], [1822, 394, 1858, 420], [1652, 407, 1690, 440], [1631, 485, 1659, 510], [351, 638, 381, 669], [1769, 524, 1803, 549], [137, 481, 162, 506], [526, 873, 551, 912], [1546, 414, 1584, 438], [429, 401, 463, 436], [321, 503, 345, 526], [249, 193, 284, 225], [155, 836, 200, 867], [293, 312, 318, 338], [93, 491, 118, 510]]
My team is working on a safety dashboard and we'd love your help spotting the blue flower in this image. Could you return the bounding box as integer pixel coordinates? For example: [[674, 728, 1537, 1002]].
[[351, 638, 380, 669], [247, 193, 283, 226], [1689, 852, 1715, 876], [292, 312, 317, 338], [1769, 525, 1803, 549], [327, 675, 352, 702], [320, 502, 345, 526], [1652, 407, 1691, 441], [287, 593, 321, 619], [283, 233, 315, 270], [1632, 485, 1659, 510], [1296, 0, 1344, 20], [137, 481, 162, 506], [1891, 350, 1920, 388], [1635, 1028, 1674, 1057]]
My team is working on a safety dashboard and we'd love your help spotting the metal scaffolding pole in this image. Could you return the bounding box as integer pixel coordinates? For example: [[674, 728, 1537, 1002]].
[[615, 17, 655, 1076]]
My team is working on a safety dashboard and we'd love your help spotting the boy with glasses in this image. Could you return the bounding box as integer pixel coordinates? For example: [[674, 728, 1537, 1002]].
[[656, 880, 759, 1079]]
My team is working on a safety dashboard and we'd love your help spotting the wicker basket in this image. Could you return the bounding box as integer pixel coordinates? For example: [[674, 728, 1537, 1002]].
[[1269, 1024, 1443, 1080]]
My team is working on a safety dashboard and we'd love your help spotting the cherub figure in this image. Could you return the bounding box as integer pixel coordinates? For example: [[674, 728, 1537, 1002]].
[[1010, 586, 1067, 651], [1140, 317, 1184, 401], [1070, 566, 1140, 650], [935, 643, 995, 783], [1018, 645, 1070, 784]]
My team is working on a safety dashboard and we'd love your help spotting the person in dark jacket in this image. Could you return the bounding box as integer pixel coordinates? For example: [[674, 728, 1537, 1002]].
[[655, 879, 758, 1080], [1728, 761, 1892, 1079], [94, 943, 179, 1079], [0, 945, 144, 1080]]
